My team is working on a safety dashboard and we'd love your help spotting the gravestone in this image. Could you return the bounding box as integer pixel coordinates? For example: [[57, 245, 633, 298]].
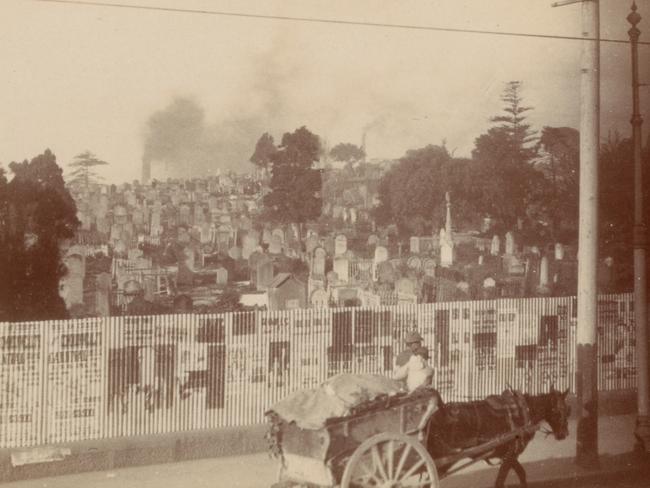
[[326, 270, 338, 286], [554, 243, 565, 261], [269, 234, 283, 254], [538, 256, 550, 294], [305, 235, 319, 255], [242, 232, 259, 260], [410, 237, 420, 254], [95, 272, 111, 317], [335, 234, 348, 256], [127, 248, 143, 261], [200, 223, 212, 244], [256, 257, 274, 291], [456, 281, 470, 294], [333, 257, 349, 283], [407, 256, 421, 270], [312, 247, 326, 276], [396, 277, 416, 296], [215, 266, 228, 285], [194, 205, 205, 224], [367, 234, 379, 247], [349, 208, 358, 224], [483, 277, 496, 288], [490, 235, 500, 256], [272, 227, 285, 244], [262, 228, 272, 244], [423, 259, 436, 278], [228, 246, 242, 261], [505, 232, 515, 255]]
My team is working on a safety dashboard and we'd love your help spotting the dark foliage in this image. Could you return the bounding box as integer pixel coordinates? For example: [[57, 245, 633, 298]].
[[329, 142, 365, 163], [0, 150, 80, 321], [263, 126, 322, 226]]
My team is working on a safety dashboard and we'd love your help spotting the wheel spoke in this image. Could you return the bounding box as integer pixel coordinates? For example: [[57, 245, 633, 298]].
[[394, 443, 412, 481], [385, 440, 394, 480], [371, 445, 388, 482], [401, 457, 425, 481]]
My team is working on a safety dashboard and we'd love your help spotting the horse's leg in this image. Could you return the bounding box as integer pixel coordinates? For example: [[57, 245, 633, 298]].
[[494, 458, 512, 488], [511, 458, 527, 488]]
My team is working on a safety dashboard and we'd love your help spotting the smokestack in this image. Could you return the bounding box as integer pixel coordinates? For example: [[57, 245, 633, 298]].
[[142, 157, 151, 185]]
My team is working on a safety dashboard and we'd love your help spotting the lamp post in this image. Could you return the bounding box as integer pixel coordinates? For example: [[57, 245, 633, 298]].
[[628, 2, 650, 453]]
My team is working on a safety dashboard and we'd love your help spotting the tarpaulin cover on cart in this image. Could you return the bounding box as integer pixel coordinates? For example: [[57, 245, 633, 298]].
[[267, 373, 403, 430]]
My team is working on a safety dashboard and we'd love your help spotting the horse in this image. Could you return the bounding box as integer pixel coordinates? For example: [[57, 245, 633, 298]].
[[427, 386, 571, 488]]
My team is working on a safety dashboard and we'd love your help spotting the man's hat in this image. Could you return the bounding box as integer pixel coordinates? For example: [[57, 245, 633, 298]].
[[405, 331, 423, 344]]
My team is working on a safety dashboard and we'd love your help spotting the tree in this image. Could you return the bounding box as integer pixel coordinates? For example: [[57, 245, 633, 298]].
[[68, 151, 108, 190], [533, 127, 580, 241], [249, 133, 276, 169], [330, 143, 365, 163], [472, 81, 539, 229], [0, 150, 80, 321], [263, 126, 322, 228], [374, 145, 479, 236]]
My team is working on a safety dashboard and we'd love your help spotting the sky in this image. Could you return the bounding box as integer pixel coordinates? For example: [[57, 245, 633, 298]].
[[0, 0, 648, 183]]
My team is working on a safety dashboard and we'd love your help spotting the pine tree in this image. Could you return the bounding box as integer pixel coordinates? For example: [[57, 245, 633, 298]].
[[68, 151, 108, 190]]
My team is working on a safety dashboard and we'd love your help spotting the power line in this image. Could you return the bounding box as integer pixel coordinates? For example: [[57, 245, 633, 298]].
[[36, 0, 650, 46]]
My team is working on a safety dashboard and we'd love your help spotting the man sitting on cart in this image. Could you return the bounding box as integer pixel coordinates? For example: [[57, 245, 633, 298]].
[[393, 346, 434, 392]]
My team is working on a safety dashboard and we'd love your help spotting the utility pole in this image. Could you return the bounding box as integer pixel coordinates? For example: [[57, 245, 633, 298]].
[[552, 0, 600, 468], [628, 2, 650, 454]]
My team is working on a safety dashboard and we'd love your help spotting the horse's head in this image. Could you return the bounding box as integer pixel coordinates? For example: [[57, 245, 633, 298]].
[[542, 386, 571, 440]]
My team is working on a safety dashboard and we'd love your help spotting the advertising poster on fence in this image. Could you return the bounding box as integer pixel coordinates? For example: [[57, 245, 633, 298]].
[[0, 322, 43, 447], [45, 319, 104, 444]]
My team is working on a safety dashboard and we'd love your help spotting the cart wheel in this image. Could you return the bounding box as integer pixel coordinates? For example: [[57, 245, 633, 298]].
[[340, 432, 439, 488]]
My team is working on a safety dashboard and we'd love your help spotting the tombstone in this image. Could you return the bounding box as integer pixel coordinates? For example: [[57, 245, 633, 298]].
[[349, 208, 358, 224], [95, 272, 111, 317], [132, 209, 144, 227], [178, 204, 190, 226], [332, 205, 343, 220], [194, 205, 205, 224], [423, 259, 436, 278], [312, 247, 326, 276], [478, 255, 484, 265], [367, 234, 379, 247], [396, 277, 416, 296], [374, 246, 388, 265], [177, 226, 191, 245], [439, 228, 454, 268], [228, 246, 242, 261], [256, 257, 274, 291], [333, 257, 349, 283], [305, 235, 319, 255], [150, 211, 162, 236], [335, 234, 348, 256], [262, 228, 272, 244], [357, 260, 373, 282], [505, 232, 515, 255], [483, 277, 496, 288], [482, 217, 493, 233], [215, 266, 229, 286], [268, 234, 283, 255], [311, 289, 329, 309], [127, 248, 143, 261], [199, 223, 212, 244], [407, 256, 422, 270], [554, 243, 565, 261], [177, 248, 195, 286], [490, 235, 501, 256], [410, 237, 420, 254], [242, 232, 259, 260], [326, 270, 339, 286], [272, 227, 285, 244], [538, 256, 550, 294], [114, 205, 127, 225]]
